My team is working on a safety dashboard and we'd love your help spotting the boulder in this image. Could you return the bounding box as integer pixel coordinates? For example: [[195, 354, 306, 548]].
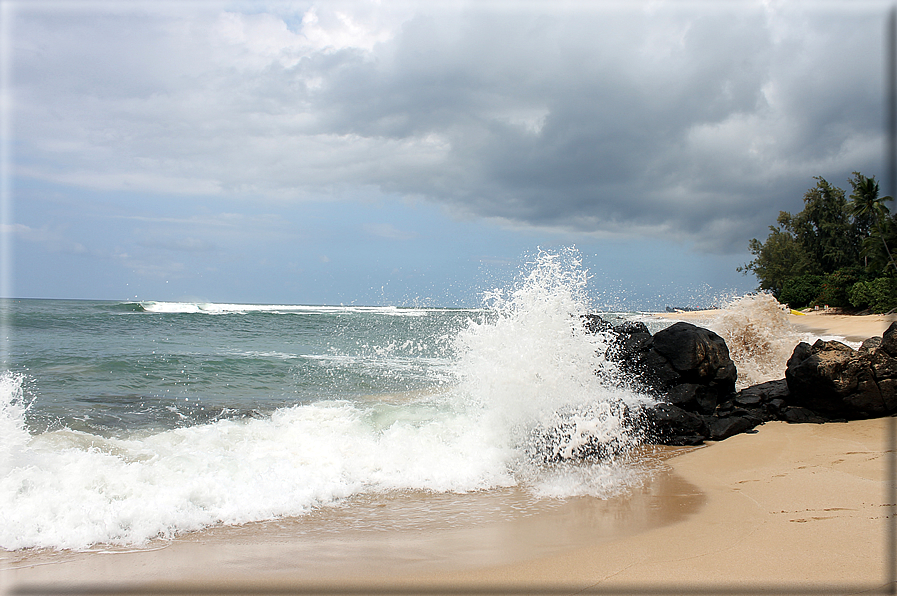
[[610, 321, 737, 415], [558, 315, 897, 457], [882, 321, 897, 357], [780, 406, 828, 424], [643, 403, 708, 446], [785, 321, 897, 418], [652, 322, 737, 386], [708, 415, 760, 441]]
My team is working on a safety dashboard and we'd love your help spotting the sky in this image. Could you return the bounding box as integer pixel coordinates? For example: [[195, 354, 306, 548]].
[[1, 0, 892, 310]]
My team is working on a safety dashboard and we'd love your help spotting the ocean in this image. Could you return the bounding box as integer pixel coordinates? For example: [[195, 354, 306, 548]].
[[0, 253, 809, 553]]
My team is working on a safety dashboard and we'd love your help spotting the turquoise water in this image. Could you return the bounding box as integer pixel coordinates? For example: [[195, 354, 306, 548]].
[[1, 253, 662, 551], [5, 299, 476, 437]]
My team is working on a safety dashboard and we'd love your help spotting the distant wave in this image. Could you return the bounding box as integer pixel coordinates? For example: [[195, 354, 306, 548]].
[[107, 302, 147, 313], [118, 301, 482, 316]]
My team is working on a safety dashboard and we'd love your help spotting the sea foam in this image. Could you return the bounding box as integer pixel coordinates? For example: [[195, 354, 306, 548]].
[[0, 249, 650, 551]]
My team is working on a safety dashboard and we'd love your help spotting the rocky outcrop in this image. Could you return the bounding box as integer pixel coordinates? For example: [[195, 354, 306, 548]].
[[785, 321, 897, 418], [605, 320, 745, 444], [575, 316, 897, 450], [612, 322, 736, 401]]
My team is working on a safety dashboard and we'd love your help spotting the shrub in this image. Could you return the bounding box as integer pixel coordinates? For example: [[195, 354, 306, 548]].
[[814, 268, 866, 308], [779, 274, 823, 308], [849, 277, 897, 313]]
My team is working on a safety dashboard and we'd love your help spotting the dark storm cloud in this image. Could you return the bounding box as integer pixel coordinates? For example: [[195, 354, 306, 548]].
[[10, 2, 888, 254], [312, 5, 884, 252]]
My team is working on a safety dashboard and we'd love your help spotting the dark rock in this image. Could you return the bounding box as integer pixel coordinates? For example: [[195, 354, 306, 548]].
[[734, 392, 762, 408], [581, 314, 614, 334], [638, 349, 682, 388], [652, 322, 737, 387], [613, 332, 654, 368], [608, 321, 737, 415], [644, 403, 708, 446], [785, 332, 897, 417], [872, 349, 897, 379], [781, 406, 827, 424], [736, 379, 790, 404], [879, 379, 897, 411], [572, 314, 897, 453], [613, 321, 650, 336], [860, 337, 883, 352], [880, 321, 897, 357], [728, 379, 791, 422], [708, 415, 759, 441], [665, 383, 718, 414], [767, 398, 787, 415]]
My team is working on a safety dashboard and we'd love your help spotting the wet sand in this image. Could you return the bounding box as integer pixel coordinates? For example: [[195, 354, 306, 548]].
[[3, 419, 893, 595]]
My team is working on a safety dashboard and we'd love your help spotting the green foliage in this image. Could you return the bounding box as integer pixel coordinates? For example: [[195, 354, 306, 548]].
[[778, 274, 822, 308], [815, 268, 867, 308], [850, 172, 897, 275], [861, 214, 897, 275], [849, 172, 890, 238], [741, 173, 892, 308], [789, 177, 859, 273], [849, 278, 897, 313], [738, 215, 811, 296]]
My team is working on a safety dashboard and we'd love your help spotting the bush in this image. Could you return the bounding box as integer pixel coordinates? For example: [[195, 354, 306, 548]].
[[779, 274, 823, 308], [849, 277, 897, 313], [814, 268, 866, 308]]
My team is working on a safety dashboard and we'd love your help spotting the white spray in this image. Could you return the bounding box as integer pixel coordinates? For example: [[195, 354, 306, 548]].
[[0, 249, 653, 550], [451, 249, 653, 494], [707, 293, 805, 388]]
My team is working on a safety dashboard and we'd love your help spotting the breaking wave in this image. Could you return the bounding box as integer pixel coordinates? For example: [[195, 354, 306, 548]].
[[1, 249, 651, 550]]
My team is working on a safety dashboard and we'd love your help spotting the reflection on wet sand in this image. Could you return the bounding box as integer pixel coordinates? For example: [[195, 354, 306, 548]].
[[3, 449, 704, 591]]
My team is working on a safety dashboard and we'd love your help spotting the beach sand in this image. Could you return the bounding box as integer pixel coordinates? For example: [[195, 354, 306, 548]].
[[3, 314, 895, 595], [787, 311, 894, 342], [657, 307, 894, 343]]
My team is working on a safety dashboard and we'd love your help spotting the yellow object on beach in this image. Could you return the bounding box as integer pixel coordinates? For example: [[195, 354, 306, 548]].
[[790, 309, 807, 315]]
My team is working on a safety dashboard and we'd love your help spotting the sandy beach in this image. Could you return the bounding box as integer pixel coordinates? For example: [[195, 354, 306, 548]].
[[3, 313, 895, 595], [787, 311, 895, 343], [657, 307, 894, 343]]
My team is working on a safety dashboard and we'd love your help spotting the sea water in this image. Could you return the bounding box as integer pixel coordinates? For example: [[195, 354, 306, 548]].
[[0, 251, 819, 552]]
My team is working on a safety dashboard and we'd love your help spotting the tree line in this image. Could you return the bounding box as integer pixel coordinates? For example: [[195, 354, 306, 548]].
[[739, 172, 897, 313]]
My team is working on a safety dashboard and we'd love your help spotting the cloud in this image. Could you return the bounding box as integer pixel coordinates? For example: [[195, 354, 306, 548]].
[[10, 1, 890, 254]]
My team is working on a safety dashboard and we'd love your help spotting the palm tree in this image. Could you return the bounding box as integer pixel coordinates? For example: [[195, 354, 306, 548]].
[[864, 214, 897, 275], [849, 172, 896, 273]]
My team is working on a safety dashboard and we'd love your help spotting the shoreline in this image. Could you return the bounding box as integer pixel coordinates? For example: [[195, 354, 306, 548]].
[[3, 310, 895, 595], [654, 308, 894, 342], [1, 448, 702, 591], [424, 417, 893, 591], [3, 419, 891, 594]]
